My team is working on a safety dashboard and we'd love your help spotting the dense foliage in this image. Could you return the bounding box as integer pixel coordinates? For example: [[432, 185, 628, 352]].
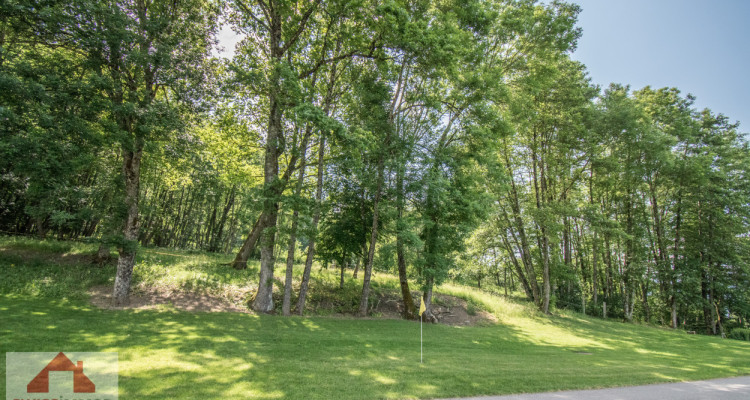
[[1, 0, 748, 333]]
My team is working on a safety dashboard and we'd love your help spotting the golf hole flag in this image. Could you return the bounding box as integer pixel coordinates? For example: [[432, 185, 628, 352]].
[[419, 297, 425, 363]]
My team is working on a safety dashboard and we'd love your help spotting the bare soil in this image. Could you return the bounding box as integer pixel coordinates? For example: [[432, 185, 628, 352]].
[[88, 284, 249, 313], [368, 292, 498, 326], [88, 285, 496, 326], [428, 294, 498, 326]]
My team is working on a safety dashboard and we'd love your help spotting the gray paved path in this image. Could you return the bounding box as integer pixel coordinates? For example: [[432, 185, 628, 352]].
[[439, 376, 750, 400]]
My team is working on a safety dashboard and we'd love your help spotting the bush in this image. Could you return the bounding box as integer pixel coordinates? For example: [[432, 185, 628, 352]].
[[728, 328, 750, 341]]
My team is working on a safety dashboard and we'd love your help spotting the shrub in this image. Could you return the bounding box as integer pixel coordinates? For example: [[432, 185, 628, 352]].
[[728, 328, 750, 341]]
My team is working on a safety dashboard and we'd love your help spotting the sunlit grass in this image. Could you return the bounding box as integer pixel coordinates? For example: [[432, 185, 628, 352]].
[[2, 297, 750, 399], [133, 249, 258, 302], [2, 237, 750, 399], [436, 282, 536, 322]]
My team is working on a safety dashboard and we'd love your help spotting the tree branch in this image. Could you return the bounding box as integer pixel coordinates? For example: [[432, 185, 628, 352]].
[[235, 0, 269, 30], [280, 0, 322, 55], [255, 0, 272, 23], [298, 36, 383, 80]]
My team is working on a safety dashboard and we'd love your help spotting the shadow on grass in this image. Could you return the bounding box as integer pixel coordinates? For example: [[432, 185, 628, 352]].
[[2, 239, 750, 398], [2, 296, 750, 399]]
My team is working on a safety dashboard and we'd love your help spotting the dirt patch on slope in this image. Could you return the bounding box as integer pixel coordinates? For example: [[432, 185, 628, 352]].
[[88, 284, 250, 313], [338, 292, 497, 326], [417, 294, 497, 326], [88, 285, 496, 325]]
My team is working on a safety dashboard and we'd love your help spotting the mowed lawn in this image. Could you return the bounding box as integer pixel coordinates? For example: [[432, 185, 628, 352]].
[[1, 238, 750, 399]]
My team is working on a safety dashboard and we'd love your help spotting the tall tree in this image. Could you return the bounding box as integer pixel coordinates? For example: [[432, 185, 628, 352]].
[[231, 0, 383, 312], [5, 0, 218, 305]]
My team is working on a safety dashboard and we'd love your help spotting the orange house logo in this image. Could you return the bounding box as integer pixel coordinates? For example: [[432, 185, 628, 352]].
[[26, 352, 96, 393], [6, 351, 117, 399]]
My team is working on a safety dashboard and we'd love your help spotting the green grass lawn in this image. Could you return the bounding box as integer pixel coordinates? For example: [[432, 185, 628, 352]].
[[2, 237, 750, 399]]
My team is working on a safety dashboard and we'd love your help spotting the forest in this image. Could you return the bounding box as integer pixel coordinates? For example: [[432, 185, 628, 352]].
[[2, 0, 749, 337]]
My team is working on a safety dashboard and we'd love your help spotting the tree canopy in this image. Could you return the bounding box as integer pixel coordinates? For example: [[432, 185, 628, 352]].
[[2, 0, 748, 334]]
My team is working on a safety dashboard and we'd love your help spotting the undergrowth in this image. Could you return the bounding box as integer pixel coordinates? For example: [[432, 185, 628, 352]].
[[0, 236, 515, 320]]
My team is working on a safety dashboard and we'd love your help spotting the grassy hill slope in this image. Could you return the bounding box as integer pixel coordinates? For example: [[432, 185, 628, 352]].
[[1, 237, 749, 399]]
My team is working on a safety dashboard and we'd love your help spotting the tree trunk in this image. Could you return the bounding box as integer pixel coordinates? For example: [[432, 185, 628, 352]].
[[253, 187, 279, 313], [541, 233, 551, 314], [230, 141, 311, 270], [604, 233, 614, 300], [503, 265, 508, 297], [209, 186, 236, 252], [396, 166, 416, 319], [204, 198, 218, 248], [282, 146, 307, 316], [641, 280, 651, 323], [531, 131, 551, 314], [502, 139, 541, 306], [296, 134, 325, 315], [499, 228, 533, 300], [623, 284, 631, 322], [671, 186, 683, 329], [358, 153, 385, 317], [252, 24, 283, 312], [592, 232, 598, 305], [231, 217, 262, 269], [358, 60, 402, 317], [113, 147, 143, 306], [623, 191, 634, 323], [701, 268, 713, 334], [339, 253, 346, 289], [35, 217, 47, 239], [96, 243, 111, 265], [421, 278, 438, 323], [295, 48, 340, 313]]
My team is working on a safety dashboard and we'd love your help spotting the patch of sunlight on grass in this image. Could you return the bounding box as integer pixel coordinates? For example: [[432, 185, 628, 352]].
[[370, 372, 396, 385], [634, 348, 679, 357], [235, 363, 253, 372], [302, 319, 321, 331], [510, 317, 613, 349], [222, 384, 285, 399], [128, 350, 206, 373], [652, 372, 680, 381], [80, 332, 124, 347], [192, 350, 223, 361], [246, 352, 270, 364], [349, 369, 362, 376], [415, 384, 437, 394]]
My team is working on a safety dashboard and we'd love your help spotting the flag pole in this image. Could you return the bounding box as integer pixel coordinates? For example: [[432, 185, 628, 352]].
[[419, 296, 426, 364]]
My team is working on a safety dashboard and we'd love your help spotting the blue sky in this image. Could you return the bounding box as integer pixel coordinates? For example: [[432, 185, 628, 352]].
[[215, 1, 749, 131], [571, 0, 750, 131]]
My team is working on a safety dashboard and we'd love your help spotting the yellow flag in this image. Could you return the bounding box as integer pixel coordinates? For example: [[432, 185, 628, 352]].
[[419, 297, 426, 316]]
